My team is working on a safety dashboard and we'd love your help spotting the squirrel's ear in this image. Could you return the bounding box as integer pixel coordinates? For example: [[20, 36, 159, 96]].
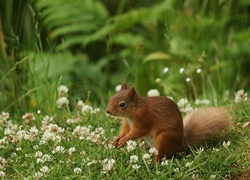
[[128, 87, 137, 101], [121, 83, 128, 90]]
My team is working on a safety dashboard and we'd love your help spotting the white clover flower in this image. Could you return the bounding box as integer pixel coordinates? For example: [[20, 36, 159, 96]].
[[102, 158, 115, 174], [126, 140, 137, 152], [80, 150, 86, 156], [177, 98, 189, 107], [0, 171, 6, 177], [147, 89, 160, 97], [0, 136, 9, 148], [56, 97, 69, 108], [22, 112, 36, 121], [212, 147, 219, 152], [45, 132, 61, 145], [182, 104, 193, 113], [222, 141, 230, 148], [0, 137, 8, 148], [178, 98, 193, 114], [179, 67, 184, 74], [40, 166, 50, 174], [138, 141, 145, 147], [42, 115, 53, 123], [47, 124, 64, 134], [94, 127, 105, 135], [185, 161, 193, 168], [34, 172, 43, 179], [104, 143, 114, 149], [30, 126, 39, 135], [22, 113, 36, 125], [39, 131, 57, 145], [132, 164, 140, 170], [16, 147, 22, 151], [115, 85, 122, 92], [69, 147, 76, 155], [192, 174, 199, 180], [72, 125, 90, 137], [174, 168, 180, 172], [92, 108, 100, 114], [186, 77, 191, 82], [74, 167, 82, 174], [0, 112, 10, 126], [77, 100, 85, 107], [36, 158, 45, 164], [4, 127, 12, 136], [142, 153, 152, 164], [163, 67, 169, 73], [41, 116, 54, 131], [0, 112, 10, 121], [149, 147, 158, 155], [87, 160, 97, 166], [29, 126, 39, 141], [67, 117, 80, 124], [36, 154, 52, 164], [86, 131, 101, 143], [42, 154, 52, 162], [235, 89, 248, 102], [161, 159, 169, 166], [195, 147, 204, 154], [210, 175, 216, 179], [82, 105, 93, 114], [0, 157, 7, 166], [16, 130, 28, 141], [155, 78, 161, 83], [52, 146, 65, 154], [129, 155, 138, 164], [58, 85, 69, 97], [37, 110, 41, 114], [196, 69, 202, 74]]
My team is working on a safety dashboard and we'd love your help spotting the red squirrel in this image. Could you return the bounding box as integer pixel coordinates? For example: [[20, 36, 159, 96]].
[[106, 83, 232, 162]]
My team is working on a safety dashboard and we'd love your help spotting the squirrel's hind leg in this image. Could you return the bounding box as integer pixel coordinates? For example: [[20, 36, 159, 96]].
[[154, 132, 183, 162]]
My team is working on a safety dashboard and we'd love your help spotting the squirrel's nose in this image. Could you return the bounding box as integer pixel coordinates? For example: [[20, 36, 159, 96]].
[[106, 109, 111, 114]]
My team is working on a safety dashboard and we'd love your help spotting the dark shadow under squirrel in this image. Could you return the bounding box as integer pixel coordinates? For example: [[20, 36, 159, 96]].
[[106, 83, 232, 162]]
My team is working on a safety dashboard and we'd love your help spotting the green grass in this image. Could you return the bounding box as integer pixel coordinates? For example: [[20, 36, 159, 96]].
[[0, 86, 249, 179], [0, 0, 249, 179]]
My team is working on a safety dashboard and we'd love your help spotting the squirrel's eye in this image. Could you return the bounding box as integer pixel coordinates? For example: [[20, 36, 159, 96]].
[[118, 101, 126, 109]]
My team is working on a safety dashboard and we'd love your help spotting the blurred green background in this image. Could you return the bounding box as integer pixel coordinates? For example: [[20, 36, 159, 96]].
[[0, 0, 249, 115]]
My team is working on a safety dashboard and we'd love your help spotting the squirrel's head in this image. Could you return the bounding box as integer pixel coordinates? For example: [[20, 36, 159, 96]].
[[106, 83, 138, 118]]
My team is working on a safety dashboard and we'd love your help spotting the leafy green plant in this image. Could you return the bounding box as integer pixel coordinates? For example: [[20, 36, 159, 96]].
[[0, 0, 249, 118], [35, 0, 108, 51], [0, 0, 38, 115]]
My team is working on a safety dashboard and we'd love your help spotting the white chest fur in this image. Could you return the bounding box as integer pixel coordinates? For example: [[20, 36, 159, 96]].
[[142, 135, 154, 147], [124, 118, 154, 147], [124, 117, 133, 127]]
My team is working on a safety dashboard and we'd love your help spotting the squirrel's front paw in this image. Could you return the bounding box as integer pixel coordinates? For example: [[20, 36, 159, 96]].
[[112, 135, 123, 147], [117, 137, 128, 148]]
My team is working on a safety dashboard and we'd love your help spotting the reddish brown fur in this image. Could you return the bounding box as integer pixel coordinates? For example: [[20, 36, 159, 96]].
[[106, 83, 232, 161], [183, 107, 232, 148]]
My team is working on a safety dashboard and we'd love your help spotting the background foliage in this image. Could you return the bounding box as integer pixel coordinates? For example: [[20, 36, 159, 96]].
[[0, 0, 249, 113], [0, 0, 250, 179]]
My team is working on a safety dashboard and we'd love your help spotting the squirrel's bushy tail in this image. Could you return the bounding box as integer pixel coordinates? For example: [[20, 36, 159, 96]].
[[183, 107, 232, 148]]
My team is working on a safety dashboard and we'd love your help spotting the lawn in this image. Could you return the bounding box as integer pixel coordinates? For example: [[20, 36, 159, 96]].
[[0, 85, 249, 179]]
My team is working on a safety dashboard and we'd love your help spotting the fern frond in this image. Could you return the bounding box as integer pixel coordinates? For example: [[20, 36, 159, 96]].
[[82, 0, 171, 45], [35, 0, 108, 49]]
